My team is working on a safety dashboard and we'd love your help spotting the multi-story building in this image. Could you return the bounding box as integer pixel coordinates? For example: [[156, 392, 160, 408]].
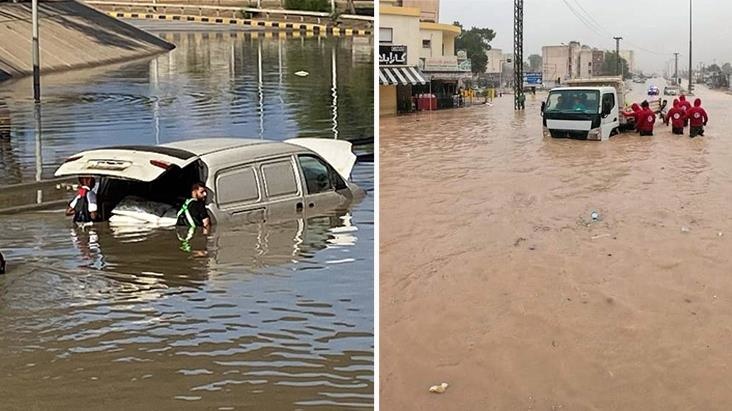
[[379, 0, 470, 116], [619, 49, 635, 74], [542, 42, 608, 88]]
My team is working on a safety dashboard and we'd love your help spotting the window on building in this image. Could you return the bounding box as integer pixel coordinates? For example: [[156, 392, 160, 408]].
[[422, 39, 431, 49], [261, 160, 299, 198], [379, 27, 393, 43]]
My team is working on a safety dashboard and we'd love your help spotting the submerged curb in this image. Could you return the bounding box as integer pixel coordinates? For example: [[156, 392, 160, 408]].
[[109, 12, 373, 36]]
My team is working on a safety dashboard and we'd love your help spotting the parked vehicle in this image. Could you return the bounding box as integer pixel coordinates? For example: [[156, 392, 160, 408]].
[[541, 77, 628, 141], [663, 86, 679, 96], [55, 138, 364, 225]]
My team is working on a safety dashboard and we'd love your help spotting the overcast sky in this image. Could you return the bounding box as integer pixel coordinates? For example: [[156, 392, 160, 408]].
[[441, 0, 731, 73]]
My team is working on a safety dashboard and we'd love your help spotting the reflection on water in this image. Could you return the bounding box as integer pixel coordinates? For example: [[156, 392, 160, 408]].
[[0, 31, 373, 408], [0, 32, 373, 186]]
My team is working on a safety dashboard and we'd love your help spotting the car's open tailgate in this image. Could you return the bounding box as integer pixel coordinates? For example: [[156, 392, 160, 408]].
[[285, 138, 357, 180], [54, 145, 199, 182]]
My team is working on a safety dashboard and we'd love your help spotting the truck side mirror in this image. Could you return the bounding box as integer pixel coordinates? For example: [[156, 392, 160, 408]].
[[540, 101, 545, 116]]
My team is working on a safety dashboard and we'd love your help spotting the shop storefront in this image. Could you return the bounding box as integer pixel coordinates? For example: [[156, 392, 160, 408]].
[[379, 45, 427, 116]]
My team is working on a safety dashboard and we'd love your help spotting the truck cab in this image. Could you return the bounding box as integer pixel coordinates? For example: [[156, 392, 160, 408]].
[[541, 86, 620, 141]]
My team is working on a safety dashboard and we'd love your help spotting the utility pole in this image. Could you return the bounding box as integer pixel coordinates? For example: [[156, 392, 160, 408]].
[[513, 0, 524, 110], [613, 36, 622, 77], [673, 52, 679, 85], [32, 0, 41, 102], [688, 0, 693, 94]]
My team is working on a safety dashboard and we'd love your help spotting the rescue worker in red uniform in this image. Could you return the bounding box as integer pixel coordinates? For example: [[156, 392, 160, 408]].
[[636, 100, 656, 136], [665, 99, 686, 135], [621, 103, 642, 132], [686, 98, 708, 138], [678, 95, 692, 126]]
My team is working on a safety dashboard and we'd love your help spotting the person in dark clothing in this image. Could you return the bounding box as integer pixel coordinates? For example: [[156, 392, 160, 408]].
[[0, 251, 5, 274], [65, 176, 98, 223], [176, 182, 211, 229], [687, 98, 709, 138], [637, 100, 656, 136]]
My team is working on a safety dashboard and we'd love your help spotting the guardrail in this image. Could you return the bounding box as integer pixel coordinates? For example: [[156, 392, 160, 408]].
[[84, 1, 374, 22]]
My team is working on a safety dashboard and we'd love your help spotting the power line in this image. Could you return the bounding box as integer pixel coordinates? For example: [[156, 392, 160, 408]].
[[561, 0, 675, 57]]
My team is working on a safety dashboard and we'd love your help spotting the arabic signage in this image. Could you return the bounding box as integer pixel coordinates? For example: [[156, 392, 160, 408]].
[[523, 72, 542, 85], [422, 56, 472, 72], [379, 45, 407, 66]]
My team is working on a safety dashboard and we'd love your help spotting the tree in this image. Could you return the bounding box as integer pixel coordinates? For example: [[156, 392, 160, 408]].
[[722, 62, 732, 74], [453, 21, 496, 74], [528, 54, 542, 72], [707, 63, 721, 73], [599, 51, 629, 79]]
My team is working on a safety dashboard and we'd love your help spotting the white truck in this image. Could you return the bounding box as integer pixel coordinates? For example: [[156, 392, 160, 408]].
[[541, 76, 657, 141]]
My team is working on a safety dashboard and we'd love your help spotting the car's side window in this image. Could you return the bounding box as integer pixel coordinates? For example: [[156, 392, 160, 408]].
[[298, 155, 347, 194], [299, 155, 334, 194], [216, 166, 260, 207], [261, 159, 299, 198]]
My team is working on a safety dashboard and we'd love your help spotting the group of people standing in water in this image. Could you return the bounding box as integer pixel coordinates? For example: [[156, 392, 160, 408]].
[[623, 94, 709, 138]]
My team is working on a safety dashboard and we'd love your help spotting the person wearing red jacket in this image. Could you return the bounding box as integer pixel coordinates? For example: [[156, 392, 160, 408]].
[[678, 95, 692, 126], [636, 100, 656, 136], [665, 99, 686, 135], [686, 98, 708, 138], [621, 103, 642, 132]]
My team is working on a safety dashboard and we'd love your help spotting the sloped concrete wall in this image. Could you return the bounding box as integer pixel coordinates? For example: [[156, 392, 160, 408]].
[[0, 0, 174, 80]]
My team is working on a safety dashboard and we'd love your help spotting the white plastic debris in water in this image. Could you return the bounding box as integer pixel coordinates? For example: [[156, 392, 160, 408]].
[[591, 211, 600, 221], [294, 71, 309, 77], [429, 382, 449, 393], [681, 226, 690, 233]]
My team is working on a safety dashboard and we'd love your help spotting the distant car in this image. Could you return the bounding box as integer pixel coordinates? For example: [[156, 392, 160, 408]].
[[648, 85, 660, 95], [663, 86, 678, 96], [55, 138, 364, 225]]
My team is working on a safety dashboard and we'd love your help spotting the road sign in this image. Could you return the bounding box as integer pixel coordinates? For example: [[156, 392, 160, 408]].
[[523, 72, 542, 85]]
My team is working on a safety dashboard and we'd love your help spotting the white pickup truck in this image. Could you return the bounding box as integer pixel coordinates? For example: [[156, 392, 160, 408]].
[[541, 77, 643, 141]]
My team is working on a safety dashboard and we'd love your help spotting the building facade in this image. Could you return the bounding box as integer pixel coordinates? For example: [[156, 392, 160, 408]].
[[379, 0, 471, 116], [619, 49, 635, 74], [542, 42, 610, 88]]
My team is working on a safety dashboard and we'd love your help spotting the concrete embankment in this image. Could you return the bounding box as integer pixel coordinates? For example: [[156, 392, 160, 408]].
[[0, 0, 174, 81]]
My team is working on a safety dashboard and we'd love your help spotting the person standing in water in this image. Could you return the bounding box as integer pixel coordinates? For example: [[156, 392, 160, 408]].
[[686, 98, 709, 138], [636, 101, 656, 136], [177, 182, 211, 230], [65, 176, 98, 223], [665, 99, 687, 135]]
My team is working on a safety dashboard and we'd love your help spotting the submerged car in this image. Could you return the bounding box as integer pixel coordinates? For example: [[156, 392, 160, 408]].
[[55, 138, 364, 225]]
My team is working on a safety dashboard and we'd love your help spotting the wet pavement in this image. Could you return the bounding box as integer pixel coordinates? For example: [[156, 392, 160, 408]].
[[0, 32, 373, 409], [380, 81, 732, 409]]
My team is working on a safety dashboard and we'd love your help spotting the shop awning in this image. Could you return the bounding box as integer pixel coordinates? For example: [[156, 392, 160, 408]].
[[379, 66, 427, 85]]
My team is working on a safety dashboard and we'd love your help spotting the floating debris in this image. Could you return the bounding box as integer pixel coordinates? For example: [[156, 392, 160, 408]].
[[429, 382, 449, 394], [294, 71, 309, 77]]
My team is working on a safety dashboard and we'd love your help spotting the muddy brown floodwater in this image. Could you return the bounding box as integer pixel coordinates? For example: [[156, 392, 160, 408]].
[[381, 82, 732, 410]]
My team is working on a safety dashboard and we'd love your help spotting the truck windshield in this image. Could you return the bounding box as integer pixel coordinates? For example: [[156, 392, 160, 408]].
[[545, 90, 600, 114]]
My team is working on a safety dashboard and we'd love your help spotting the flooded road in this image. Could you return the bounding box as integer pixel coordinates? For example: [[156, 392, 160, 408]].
[[0, 32, 373, 409], [381, 82, 732, 409]]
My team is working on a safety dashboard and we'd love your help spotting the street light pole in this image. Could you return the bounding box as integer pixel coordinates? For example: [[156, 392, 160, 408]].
[[673, 52, 679, 85], [32, 0, 41, 102], [613, 36, 622, 77], [688, 0, 693, 93]]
